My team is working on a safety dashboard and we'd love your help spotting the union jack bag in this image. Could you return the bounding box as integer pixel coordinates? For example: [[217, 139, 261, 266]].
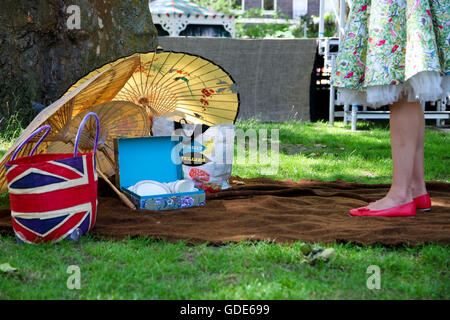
[[5, 113, 100, 243]]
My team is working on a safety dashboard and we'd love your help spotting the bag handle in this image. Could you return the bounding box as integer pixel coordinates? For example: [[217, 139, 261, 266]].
[[74, 112, 100, 157], [10, 125, 52, 161]]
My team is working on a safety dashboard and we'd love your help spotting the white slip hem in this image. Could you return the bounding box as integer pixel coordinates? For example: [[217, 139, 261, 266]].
[[336, 71, 450, 109]]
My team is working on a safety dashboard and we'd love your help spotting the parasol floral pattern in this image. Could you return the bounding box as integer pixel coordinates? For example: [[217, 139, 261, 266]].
[[65, 51, 239, 126]]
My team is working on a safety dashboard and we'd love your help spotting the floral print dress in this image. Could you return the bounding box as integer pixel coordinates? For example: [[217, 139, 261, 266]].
[[331, 0, 450, 108]]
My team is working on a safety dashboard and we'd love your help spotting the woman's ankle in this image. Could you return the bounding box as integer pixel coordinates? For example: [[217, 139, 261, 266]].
[[386, 189, 413, 204], [410, 183, 427, 198]]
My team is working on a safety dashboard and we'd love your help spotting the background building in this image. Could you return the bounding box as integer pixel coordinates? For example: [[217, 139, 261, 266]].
[[229, 0, 337, 18], [150, 0, 236, 37]]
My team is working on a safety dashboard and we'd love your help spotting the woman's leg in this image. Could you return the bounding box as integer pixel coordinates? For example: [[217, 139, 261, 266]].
[[367, 98, 424, 210], [410, 106, 428, 198]]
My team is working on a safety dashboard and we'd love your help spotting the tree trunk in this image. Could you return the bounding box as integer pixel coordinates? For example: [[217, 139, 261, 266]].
[[0, 0, 158, 128]]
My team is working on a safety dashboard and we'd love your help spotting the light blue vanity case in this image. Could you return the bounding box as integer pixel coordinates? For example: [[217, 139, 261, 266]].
[[114, 136, 206, 211]]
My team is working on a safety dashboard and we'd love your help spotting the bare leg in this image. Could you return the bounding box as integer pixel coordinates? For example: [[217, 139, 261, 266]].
[[367, 98, 424, 210], [410, 108, 428, 198]]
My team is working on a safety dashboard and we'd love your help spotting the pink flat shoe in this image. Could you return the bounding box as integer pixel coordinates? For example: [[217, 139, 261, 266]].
[[414, 194, 431, 212], [349, 201, 416, 217]]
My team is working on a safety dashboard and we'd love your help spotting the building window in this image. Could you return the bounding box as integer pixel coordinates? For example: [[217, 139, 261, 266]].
[[262, 0, 276, 12]]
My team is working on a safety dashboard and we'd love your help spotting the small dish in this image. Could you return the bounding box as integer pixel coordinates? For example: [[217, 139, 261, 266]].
[[174, 179, 196, 193], [132, 180, 171, 196]]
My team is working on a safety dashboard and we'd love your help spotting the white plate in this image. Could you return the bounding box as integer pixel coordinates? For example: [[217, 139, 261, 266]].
[[132, 180, 171, 196], [164, 181, 177, 193], [174, 180, 196, 193]]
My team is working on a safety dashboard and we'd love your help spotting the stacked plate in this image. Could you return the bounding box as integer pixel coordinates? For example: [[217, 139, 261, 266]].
[[128, 179, 196, 196], [166, 180, 196, 194]]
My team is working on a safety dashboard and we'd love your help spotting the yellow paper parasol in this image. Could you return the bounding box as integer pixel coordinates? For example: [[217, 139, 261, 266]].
[[65, 50, 240, 126], [46, 101, 150, 177], [0, 56, 141, 193]]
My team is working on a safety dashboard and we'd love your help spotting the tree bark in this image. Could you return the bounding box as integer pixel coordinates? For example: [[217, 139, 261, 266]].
[[0, 0, 158, 127]]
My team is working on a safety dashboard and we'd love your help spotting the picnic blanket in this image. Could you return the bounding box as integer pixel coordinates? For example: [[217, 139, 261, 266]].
[[1, 177, 449, 245]]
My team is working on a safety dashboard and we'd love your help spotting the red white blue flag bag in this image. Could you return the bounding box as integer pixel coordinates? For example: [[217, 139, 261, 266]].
[[5, 112, 100, 243]]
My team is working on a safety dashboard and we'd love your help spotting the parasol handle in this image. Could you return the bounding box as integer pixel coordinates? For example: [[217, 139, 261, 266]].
[[11, 125, 52, 161], [74, 112, 100, 157], [96, 168, 136, 210]]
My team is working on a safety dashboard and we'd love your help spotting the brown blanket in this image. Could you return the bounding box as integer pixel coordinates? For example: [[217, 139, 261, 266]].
[[1, 177, 449, 245]]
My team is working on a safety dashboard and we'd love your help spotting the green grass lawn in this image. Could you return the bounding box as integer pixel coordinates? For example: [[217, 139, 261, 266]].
[[0, 121, 449, 300], [233, 120, 450, 184]]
